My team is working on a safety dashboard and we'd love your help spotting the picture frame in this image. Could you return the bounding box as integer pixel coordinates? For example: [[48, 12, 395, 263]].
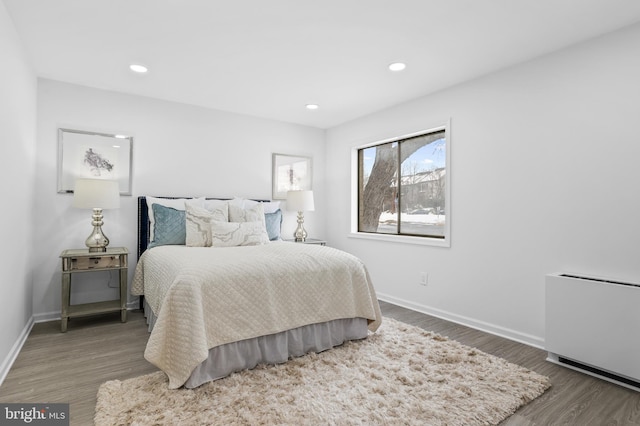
[[57, 128, 133, 195], [272, 153, 312, 200]]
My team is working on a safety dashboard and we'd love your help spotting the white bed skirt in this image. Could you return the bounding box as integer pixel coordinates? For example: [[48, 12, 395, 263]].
[[143, 300, 369, 388]]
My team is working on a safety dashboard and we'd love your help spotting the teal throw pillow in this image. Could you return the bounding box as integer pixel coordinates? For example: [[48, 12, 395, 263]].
[[148, 204, 186, 248], [264, 209, 283, 241]]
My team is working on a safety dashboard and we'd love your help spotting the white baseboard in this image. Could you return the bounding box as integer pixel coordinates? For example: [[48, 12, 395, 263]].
[[0, 317, 34, 387], [377, 292, 545, 349], [32, 310, 61, 323]]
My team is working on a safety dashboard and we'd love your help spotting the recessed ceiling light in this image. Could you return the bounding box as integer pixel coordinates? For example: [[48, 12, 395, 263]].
[[388, 62, 406, 71], [129, 64, 148, 73], [306, 104, 319, 110]]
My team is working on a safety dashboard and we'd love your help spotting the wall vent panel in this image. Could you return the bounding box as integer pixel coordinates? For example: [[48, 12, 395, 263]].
[[545, 273, 640, 391]]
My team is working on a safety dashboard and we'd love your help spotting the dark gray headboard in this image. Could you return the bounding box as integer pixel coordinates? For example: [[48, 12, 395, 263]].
[[137, 196, 270, 259]]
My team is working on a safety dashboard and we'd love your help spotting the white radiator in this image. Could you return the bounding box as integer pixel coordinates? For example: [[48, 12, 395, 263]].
[[545, 272, 640, 391]]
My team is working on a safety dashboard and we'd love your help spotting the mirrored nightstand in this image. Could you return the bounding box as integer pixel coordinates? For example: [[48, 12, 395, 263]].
[[59, 247, 128, 332]]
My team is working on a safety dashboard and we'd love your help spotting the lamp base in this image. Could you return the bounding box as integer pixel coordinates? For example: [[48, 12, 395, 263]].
[[85, 208, 110, 252], [88, 245, 108, 253], [293, 211, 307, 242]]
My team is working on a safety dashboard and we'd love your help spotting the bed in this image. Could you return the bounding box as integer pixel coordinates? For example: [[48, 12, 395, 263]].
[[131, 196, 382, 389]]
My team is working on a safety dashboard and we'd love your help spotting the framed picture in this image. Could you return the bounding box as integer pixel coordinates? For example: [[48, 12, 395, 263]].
[[272, 153, 312, 200], [57, 128, 133, 195]]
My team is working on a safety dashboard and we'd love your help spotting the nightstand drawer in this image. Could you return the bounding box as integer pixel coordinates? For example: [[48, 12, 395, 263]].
[[69, 255, 121, 270]]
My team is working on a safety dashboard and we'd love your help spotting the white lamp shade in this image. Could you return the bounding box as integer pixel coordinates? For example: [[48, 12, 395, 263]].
[[286, 190, 315, 212], [72, 179, 120, 209]]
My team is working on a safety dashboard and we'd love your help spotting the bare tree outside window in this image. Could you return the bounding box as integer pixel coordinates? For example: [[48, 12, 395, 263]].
[[358, 129, 447, 239]]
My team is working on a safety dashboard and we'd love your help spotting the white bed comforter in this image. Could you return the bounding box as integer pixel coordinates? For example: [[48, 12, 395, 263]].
[[131, 242, 381, 388]]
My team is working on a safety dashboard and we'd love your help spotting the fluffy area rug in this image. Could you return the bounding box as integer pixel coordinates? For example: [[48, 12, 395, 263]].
[[95, 318, 550, 425]]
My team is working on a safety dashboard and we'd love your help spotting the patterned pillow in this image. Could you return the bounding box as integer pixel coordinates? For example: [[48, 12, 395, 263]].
[[228, 203, 266, 226], [210, 221, 270, 247], [264, 209, 283, 241], [148, 204, 186, 248], [232, 197, 281, 213], [203, 198, 230, 211], [185, 200, 228, 247]]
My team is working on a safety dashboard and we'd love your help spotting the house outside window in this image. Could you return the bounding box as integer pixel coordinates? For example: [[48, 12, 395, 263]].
[[354, 124, 449, 246]]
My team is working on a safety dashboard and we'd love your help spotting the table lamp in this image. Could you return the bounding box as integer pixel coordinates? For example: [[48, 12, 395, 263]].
[[286, 190, 315, 241], [72, 178, 120, 252]]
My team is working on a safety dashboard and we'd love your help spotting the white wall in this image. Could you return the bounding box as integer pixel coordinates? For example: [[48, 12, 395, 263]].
[[0, 1, 37, 379], [33, 80, 325, 319], [7, 12, 640, 375], [326, 23, 640, 347]]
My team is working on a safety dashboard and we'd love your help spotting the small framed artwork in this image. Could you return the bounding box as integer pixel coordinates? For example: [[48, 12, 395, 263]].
[[272, 153, 312, 200], [57, 128, 133, 195]]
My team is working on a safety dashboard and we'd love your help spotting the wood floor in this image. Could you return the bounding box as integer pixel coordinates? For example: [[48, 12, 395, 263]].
[[1, 301, 639, 425]]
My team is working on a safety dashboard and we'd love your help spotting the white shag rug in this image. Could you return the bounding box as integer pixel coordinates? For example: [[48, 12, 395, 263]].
[[95, 318, 550, 425]]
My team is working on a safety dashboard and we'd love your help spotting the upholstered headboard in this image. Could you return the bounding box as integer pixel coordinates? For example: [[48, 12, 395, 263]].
[[137, 196, 272, 259]]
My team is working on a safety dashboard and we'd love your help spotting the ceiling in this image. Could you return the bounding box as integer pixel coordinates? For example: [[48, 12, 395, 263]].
[[5, 1, 640, 129]]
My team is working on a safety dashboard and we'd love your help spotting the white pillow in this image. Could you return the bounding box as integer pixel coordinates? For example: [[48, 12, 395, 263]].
[[232, 197, 281, 214], [185, 199, 228, 247], [211, 221, 270, 247], [230, 197, 245, 208], [203, 198, 230, 211], [147, 197, 202, 241], [229, 203, 266, 226]]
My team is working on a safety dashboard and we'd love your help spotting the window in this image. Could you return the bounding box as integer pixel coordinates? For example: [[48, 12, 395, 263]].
[[355, 125, 449, 244]]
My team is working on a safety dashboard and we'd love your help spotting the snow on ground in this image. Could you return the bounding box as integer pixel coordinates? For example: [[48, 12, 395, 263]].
[[377, 212, 445, 236], [379, 212, 445, 225]]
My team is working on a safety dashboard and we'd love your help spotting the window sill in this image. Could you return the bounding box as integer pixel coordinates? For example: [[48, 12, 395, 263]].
[[348, 232, 450, 248]]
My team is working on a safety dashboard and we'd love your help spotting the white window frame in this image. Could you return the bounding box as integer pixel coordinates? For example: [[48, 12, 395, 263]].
[[349, 120, 451, 247]]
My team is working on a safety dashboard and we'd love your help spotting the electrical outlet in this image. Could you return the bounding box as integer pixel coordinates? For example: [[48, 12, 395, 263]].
[[419, 272, 428, 286]]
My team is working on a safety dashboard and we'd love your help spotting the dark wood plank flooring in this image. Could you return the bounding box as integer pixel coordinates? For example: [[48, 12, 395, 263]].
[[0, 302, 638, 425]]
